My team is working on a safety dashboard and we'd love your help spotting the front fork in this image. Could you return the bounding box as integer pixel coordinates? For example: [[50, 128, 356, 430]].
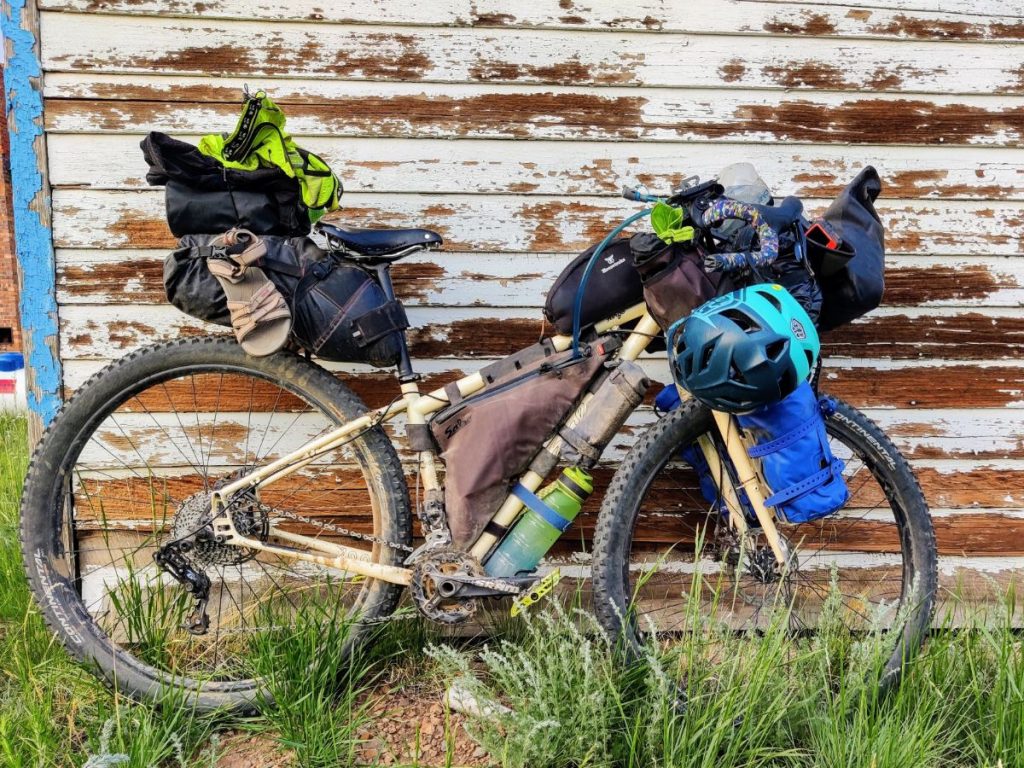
[[702, 410, 787, 566]]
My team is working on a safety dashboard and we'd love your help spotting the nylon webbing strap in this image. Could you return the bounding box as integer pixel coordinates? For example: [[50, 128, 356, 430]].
[[512, 483, 572, 533], [764, 457, 845, 507], [352, 300, 409, 346], [746, 416, 820, 458]]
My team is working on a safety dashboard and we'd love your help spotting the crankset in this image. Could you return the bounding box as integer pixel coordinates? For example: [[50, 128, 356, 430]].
[[410, 549, 531, 624]]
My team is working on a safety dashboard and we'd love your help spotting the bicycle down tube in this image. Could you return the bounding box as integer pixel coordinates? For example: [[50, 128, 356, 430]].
[[208, 303, 788, 585]]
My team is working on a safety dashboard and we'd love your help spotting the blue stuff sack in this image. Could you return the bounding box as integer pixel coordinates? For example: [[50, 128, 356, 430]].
[[654, 383, 848, 525], [654, 386, 758, 522], [736, 381, 848, 524]]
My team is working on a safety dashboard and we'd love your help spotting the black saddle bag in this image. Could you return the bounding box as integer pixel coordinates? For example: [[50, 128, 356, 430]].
[[290, 258, 409, 367], [164, 234, 321, 327]]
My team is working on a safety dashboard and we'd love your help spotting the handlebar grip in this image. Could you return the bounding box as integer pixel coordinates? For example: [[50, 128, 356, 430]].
[[702, 198, 780, 272]]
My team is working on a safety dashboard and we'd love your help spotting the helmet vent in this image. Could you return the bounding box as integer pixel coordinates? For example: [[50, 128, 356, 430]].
[[766, 339, 787, 361], [700, 344, 715, 372], [761, 291, 783, 311], [729, 362, 746, 384], [721, 309, 760, 334]]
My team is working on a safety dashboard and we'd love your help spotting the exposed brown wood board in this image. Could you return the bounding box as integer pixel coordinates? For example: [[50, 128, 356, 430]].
[[70, 362, 1024, 413], [56, 304, 1024, 362], [46, 135, 1024, 202], [41, 89, 1024, 148], [54, 252, 1024, 310], [35, 0, 1024, 41], [71, 462, 1024, 548], [37, 13, 1024, 96], [47, 190, 1024, 254]]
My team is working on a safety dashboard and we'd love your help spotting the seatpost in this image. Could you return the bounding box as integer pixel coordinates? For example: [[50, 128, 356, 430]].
[[373, 263, 418, 382]]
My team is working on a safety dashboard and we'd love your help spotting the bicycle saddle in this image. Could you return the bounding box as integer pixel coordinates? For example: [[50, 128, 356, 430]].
[[318, 223, 443, 259]]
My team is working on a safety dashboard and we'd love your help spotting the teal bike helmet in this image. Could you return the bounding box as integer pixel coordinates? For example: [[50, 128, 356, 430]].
[[667, 284, 820, 413]]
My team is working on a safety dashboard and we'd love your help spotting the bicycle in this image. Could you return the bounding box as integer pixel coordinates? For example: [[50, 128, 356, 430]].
[[20, 183, 938, 712]]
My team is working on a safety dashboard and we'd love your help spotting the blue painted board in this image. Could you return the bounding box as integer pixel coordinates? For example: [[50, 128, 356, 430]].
[[2, 0, 63, 431]]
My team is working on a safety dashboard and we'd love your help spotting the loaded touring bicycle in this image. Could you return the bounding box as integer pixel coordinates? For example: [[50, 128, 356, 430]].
[[20, 106, 937, 712]]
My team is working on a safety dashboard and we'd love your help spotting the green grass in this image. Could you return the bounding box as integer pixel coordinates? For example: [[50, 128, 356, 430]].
[[4, 410, 1024, 767]]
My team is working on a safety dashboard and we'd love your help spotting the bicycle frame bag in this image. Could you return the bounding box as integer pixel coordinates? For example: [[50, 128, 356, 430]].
[[431, 342, 610, 548], [544, 238, 644, 334], [630, 233, 720, 331], [808, 166, 885, 332], [736, 381, 848, 524], [290, 257, 408, 367], [142, 132, 310, 238], [165, 233, 322, 327]]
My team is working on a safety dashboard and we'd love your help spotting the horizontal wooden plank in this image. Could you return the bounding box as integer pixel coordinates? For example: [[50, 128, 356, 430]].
[[47, 134, 1024, 202], [36, 0, 1024, 41], [42, 83, 1024, 147], [49, 190, 1024, 255], [38, 13, 1024, 95], [58, 357, 1024, 411], [781, 0, 1024, 20], [54, 250, 1024, 310], [55, 304, 1024, 361]]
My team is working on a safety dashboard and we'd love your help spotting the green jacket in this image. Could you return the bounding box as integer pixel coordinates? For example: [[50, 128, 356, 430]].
[[199, 91, 341, 223]]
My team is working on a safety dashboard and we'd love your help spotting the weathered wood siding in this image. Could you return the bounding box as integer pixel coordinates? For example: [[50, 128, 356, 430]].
[[38, 0, 1024, 588]]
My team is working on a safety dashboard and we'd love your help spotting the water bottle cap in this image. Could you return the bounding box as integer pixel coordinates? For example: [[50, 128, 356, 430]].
[[558, 467, 593, 501]]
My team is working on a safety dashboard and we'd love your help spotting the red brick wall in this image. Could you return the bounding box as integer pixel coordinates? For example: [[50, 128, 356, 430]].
[[0, 64, 20, 352]]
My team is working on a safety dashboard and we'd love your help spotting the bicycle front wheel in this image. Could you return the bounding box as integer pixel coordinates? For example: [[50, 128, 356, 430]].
[[20, 337, 412, 712], [592, 395, 937, 689]]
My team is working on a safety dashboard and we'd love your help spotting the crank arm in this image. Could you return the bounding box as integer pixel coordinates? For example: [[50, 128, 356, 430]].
[[432, 571, 528, 598]]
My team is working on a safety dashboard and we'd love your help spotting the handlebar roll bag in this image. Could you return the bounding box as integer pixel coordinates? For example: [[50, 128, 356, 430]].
[[809, 166, 885, 332]]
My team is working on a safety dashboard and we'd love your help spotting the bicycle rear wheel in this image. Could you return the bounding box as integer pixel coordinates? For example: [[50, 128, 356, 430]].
[[20, 337, 411, 712], [592, 395, 937, 688]]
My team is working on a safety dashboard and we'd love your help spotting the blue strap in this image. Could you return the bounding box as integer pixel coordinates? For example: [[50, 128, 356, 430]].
[[764, 457, 845, 507], [747, 416, 820, 458], [512, 483, 573, 533]]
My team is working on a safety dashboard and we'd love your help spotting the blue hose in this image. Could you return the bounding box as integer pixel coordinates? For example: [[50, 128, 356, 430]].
[[570, 208, 652, 356]]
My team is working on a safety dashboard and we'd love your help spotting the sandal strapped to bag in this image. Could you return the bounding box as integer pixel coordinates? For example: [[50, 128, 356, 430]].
[[207, 228, 292, 356]]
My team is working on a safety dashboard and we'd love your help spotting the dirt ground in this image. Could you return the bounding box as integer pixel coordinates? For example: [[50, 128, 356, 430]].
[[355, 681, 490, 767], [212, 682, 490, 768]]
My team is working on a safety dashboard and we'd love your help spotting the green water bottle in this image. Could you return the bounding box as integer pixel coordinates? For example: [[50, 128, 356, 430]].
[[484, 467, 594, 578]]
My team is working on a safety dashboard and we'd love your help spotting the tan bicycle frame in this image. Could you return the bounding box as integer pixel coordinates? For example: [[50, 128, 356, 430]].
[[208, 303, 785, 585]]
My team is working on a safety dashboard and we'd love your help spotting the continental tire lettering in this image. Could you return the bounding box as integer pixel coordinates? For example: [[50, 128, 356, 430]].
[[34, 549, 84, 647], [830, 412, 896, 471]]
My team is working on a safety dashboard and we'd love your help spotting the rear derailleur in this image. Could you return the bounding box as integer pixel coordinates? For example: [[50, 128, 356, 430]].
[[153, 542, 211, 635]]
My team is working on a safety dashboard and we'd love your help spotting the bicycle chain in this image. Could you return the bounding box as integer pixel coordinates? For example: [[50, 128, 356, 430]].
[[255, 500, 415, 554]]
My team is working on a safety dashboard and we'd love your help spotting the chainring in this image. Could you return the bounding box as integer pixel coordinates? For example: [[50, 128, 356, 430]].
[[410, 550, 485, 625]]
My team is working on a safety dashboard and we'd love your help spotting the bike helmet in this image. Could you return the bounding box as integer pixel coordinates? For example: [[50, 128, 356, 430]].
[[667, 284, 820, 413]]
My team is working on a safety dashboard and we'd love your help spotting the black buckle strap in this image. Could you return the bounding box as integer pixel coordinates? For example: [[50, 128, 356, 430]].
[[352, 300, 409, 347]]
